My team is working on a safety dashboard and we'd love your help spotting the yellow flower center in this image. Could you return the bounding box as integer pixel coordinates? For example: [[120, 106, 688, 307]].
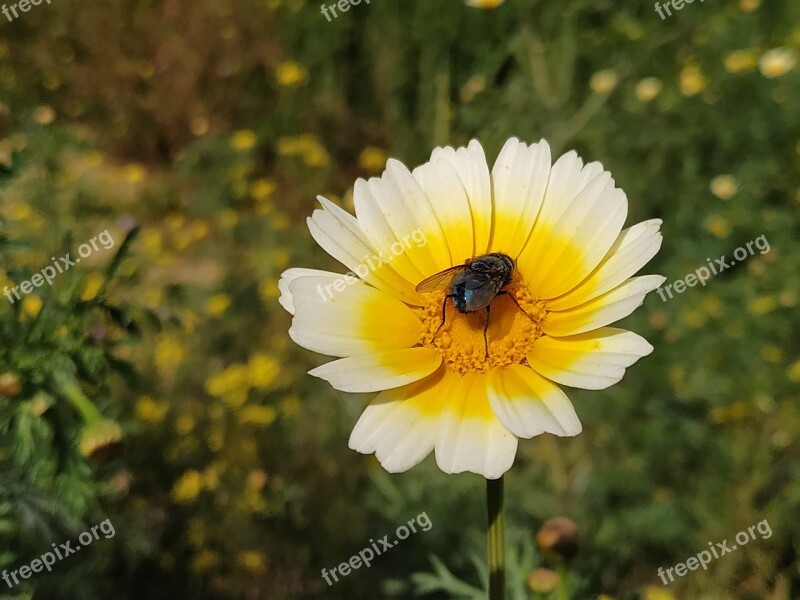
[[415, 281, 547, 375]]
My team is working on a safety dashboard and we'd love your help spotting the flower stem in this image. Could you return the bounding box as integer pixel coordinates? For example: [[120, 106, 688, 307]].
[[487, 475, 505, 600]]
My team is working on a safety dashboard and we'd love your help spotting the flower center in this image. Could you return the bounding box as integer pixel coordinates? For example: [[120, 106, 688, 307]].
[[414, 281, 547, 375]]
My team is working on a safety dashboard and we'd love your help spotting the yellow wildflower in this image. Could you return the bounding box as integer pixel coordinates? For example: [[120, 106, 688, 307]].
[[238, 405, 278, 426], [135, 395, 168, 424], [248, 353, 280, 389], [358, 146, 388, 173], [679, 64, 706, 96], [171, 470, 204, 504], [21, 295, 42, 317], [710, 175, 738, 200], [276, 61, 308, 87], [759, 48, 796, 78], [205, 293, 231, 316], [724, 50, 758, 73], [589, 69, 618, 94], [81, 273, 105, 301], [231, 129, 258, 151], [635, 77, 662, 102]]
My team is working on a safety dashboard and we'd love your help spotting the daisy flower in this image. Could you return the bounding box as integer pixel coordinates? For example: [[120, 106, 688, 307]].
[[280, 138, 663, 480]]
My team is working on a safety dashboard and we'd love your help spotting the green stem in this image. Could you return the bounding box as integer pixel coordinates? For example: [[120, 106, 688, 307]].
[[556, 562, 567, 600], [487, 475, 505, 600]]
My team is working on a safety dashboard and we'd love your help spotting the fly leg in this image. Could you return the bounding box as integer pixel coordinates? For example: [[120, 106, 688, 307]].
[[497, 290, 535, 322], [483, 305, 490, 359], [434, 294, 455, 340]]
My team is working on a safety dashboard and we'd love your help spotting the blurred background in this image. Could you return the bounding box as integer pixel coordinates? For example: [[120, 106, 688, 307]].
[[0, 0, 798, 598]]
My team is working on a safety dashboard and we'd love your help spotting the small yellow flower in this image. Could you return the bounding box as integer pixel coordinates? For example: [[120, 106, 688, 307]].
[[710, 175, 739, 200], [231, 129, 258, 152], [123, 163, 147, 184], [787, 358, 800, 382], [238, 551, 266, 574], [172, 470, 203, 504], [703, 214, 731, 238], [275, 61, 308, 87], [679, 64, 707, 96], [248, 353, 280, 389], [759, 48, 796, 78], [155, 337, 186, 370], [140, 230, 163, 259], [643, 587, 676, 600], [32, 105, 56, 125], [589, 69, 618, 95], [748, 295, 776, 315], [176, 414, 195, 435], [358, 146, 388, 173], [250, 177, 276, 201], [81, 273, 105, 301], [21, 294, 42, 317], [238, 405, 278, 426], [8, 202, 32, 222], [205, 293, 231, 316], [635, 77, 662, 103], [724, 50, 758, 73], [277, 134, 330, 168], [260, 279, 280, 301], [739, 0, 760, 12], [136, 395, 169, 424], [760, 346, 782, 364]]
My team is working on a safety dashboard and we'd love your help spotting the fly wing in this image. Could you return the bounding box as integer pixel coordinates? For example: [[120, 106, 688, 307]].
[[415, 265, 466, 293], [462, 274, 505, 311]]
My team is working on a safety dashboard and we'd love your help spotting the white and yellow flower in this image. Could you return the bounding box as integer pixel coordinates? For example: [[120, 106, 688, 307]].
[[280, 138, 664, 479]]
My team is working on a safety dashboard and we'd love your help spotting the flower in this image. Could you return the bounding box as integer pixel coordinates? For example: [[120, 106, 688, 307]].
[[280, 138, 663, 479], [759, 48, 796, 78], [589, 69, 618, 94], [231, 129, 258, 152], [21, 294, 42, 317], [635, 77, 662, 103], [710, 175, 739, 199], [679, 64, 706, 96], [275, 61, 308, 87], [724, 50, 758, 73]]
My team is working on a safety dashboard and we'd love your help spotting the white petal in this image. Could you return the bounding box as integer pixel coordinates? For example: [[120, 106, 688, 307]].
[[490, 138, 552, 258], [487, 365, 582, 438], [348, 370, 448, 472], [521, 172, 628, 299], [434, 372, 518, 479], [547, 219, 663, 310], [287, 274, 423, 357], [528, 328, 654, 390], [279, 268, 332, 315], [431, 140, 493, 255], [544, 275, 666, 336], [308, 348, 442, 393], [413, 157, 474, 264], [307, 196, 423, 305], [354, 159, 452, 283]]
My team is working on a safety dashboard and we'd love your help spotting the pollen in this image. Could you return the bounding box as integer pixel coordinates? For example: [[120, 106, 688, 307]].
[[414, 282, 547, 375]]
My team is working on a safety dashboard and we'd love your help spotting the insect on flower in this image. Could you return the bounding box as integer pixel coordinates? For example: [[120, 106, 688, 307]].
[[415, 252, 534, 357], [280, 137, 664, 479]]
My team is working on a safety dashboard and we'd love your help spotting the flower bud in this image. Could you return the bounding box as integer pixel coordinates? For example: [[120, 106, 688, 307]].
[[0, 372, 21, 397], [527, 567, 558, 593], [536, 516, 580, 562]]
